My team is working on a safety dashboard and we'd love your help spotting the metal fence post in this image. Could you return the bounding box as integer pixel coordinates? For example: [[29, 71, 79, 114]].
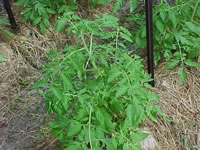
[[145, 0, 154, 87]]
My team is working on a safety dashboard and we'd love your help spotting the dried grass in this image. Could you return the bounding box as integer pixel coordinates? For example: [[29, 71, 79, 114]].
[[143, 62, 200, 150]]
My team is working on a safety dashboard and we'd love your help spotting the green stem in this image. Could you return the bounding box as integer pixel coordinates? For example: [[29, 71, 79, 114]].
[[81, 32, 97, 70], [177, 40, 184, 65], [191, 1, 199, 21], [88, 104, 93, 150], [115, 27, 119, 49]]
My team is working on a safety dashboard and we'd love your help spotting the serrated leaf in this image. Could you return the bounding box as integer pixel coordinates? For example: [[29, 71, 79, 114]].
[[40, 22, 46, 34], [169, 12, 177, 27], [121, 33, 133, 42], [147, 92, 159, 101], [55, 18, 68, 32], [60, 72, 73, 90], [160, 10, 166, 21], [166, 59, 179, 69], [104, 139, 116, 150], [156, 19, 164, 33], [46, 8, 56, 14], [95, 108, 113, 131], [116, 86, 128, 98], [67, 122, 82, 137], [130, 132, 149, 143], [184, 59, 200, 67], [185, 22, 200, 35], [33, 17, 41, 25], [107, 67, 121, 83], [51, 86, 63, 100], [178, 67, 186, 84], [43, 18, 50, 27]]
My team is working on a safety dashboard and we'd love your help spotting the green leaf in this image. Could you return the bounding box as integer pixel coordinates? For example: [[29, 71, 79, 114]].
[[46, 8, 56, 14], [121, 33, 133, 42], [147, 92, 159, 101], [130, 0, 138, 12], [160, 10, 166, 21], [169, 12, 177, 27], [184, 59, 200, 67], [67, 122, 82, 137], [55, 18, 68, 32], [95, 108, 113, 131], [43, 18, 50, 27], [155, 19, 164, 33], [107, 67, 121, 83], [51, 86, 63, 100], [0, 54, 7, 62], [33, 17, 41, 25], [178, 67, 186, 84], [104, 139, 116, 150], [130, 132, 149, 143], [32, 78, 47, 88], [40, 22, 46, 34], [60, 72, 73, 90], [166, 59, 179, 69], [185, 22, 200, 35], [116, 86, 128, 98]]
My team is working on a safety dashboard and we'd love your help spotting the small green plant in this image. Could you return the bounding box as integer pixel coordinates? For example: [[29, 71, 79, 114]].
[[33, 14, 162, 149], [0, 54, 7, 62], [128, 0, 200, 84]]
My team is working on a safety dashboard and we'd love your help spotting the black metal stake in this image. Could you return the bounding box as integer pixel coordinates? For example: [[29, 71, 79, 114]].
[[145, 0, 154, 87], [3, 0, 18, 31]]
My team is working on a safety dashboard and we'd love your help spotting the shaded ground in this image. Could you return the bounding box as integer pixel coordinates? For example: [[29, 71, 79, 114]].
[[0, 2, 200, 150]]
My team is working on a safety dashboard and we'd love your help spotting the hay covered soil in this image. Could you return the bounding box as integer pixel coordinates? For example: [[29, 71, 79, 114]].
[[0, 2, 200, 150]]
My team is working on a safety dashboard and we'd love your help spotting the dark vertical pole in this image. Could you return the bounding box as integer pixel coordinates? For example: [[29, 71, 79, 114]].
[[145, 0, 154, 87], [3, 0, 18, 31]]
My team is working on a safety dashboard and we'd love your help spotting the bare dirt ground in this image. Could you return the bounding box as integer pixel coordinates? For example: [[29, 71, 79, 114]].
[[0, 3, 200, 150]]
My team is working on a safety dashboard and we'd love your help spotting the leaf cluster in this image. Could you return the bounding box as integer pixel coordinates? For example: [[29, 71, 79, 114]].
[[15, 0, 139, 34], [128, 0, 200, 84]]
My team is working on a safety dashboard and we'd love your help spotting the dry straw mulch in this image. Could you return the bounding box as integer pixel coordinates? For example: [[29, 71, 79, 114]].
[[143, 63, 200, 150], [0, 20, 66, 149]]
